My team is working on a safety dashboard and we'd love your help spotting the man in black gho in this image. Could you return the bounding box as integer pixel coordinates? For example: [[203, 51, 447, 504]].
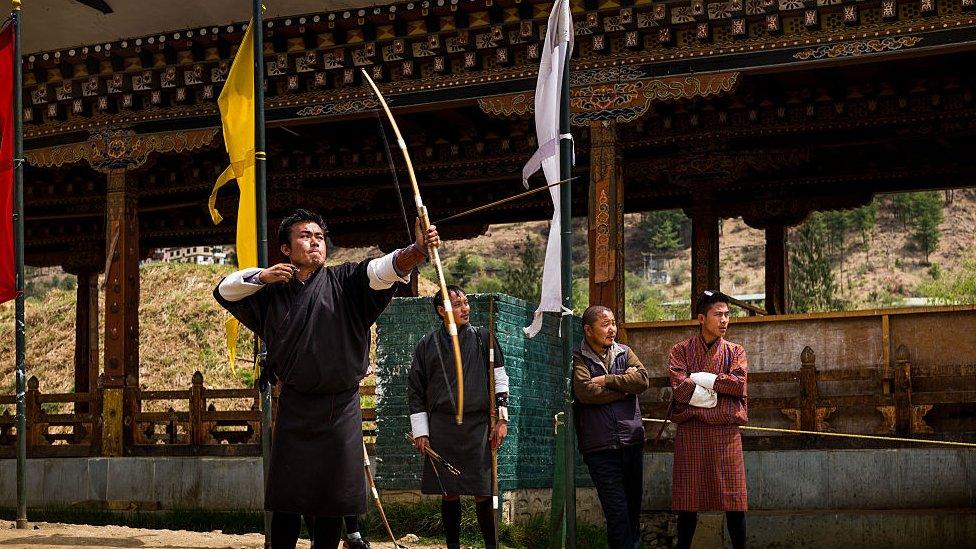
[[214, 209, 439, 549], [407, 286, 509, 549]]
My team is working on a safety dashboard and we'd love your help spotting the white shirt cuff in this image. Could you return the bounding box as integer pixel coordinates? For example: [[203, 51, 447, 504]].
[[493, 366, 509, 394], [217, 267, 265, 302], [689, 385, 718, 408], [497, 406, 509, 422], [367, 249, 410, 290], [410, 412, 430, 438], [690, 371, 718, 390]]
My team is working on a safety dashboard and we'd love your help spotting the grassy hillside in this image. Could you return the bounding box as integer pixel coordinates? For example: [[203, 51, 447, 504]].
[[3, 188, 975, 393]]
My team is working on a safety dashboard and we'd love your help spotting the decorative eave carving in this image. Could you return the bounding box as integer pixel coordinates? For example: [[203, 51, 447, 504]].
[[478, 72, 740, 124], [25, 127, 219, 172]]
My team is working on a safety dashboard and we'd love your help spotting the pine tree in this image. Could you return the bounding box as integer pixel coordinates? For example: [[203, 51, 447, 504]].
[[638, 210, 686, 255], [448, 251, 477, 288], [911, 192, 943, 264], [502, 236, 543, 304], [789, 213, 838, 312]]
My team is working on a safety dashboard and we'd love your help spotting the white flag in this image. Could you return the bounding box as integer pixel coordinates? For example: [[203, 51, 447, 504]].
[[522, 0, 574, 338]]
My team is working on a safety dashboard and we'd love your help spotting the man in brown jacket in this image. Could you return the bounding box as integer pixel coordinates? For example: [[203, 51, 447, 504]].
[[573, 305, 650, 549]]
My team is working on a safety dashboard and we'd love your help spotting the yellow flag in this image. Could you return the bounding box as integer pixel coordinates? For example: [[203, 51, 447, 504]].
[[208, 20, 257, 369]]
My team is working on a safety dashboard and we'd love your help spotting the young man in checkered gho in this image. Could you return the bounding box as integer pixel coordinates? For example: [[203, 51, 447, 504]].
[[668, 290, 749, 549]]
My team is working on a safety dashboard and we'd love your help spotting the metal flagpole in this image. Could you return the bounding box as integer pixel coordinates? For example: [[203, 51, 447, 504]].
[[558, 37, 575, 549], [11, 0, 28, 530], [251, 1, 272, 545]]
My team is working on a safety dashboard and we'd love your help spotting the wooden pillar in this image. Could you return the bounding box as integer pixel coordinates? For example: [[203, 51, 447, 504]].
[[894, 345, 912, 434], [587, 121, 625, 321], [765, 224, 789, 315], [69, 270, 99, 413], [799, 346, 818, 431], [102, 168, 140, 456], [690, 201, 720, 317]]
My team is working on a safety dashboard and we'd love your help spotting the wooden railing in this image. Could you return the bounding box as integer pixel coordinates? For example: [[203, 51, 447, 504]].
[[628, 305, 976, 447], [640, 344, 976, 445], [0, 372, 378, 458]]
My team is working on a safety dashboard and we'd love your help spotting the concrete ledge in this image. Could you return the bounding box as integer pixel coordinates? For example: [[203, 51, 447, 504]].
[[639, 509, 976, 548], [0, 457, 264, 510], [643, 447, 976, 510]]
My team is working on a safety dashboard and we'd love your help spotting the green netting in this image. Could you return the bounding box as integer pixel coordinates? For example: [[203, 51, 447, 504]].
[[374, 293, 590, 491]]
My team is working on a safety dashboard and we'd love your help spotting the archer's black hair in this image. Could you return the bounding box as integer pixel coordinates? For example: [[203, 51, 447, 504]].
[[278, 209, 327, 247]]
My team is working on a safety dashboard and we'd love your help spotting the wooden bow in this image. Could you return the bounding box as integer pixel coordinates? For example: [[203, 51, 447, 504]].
[[361, 69, 466, 425]]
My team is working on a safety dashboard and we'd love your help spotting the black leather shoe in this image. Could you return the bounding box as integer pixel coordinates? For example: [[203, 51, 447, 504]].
[[344, 538, 371, 549]]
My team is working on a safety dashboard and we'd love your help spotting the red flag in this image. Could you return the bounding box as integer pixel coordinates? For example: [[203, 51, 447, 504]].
[[0, 22, 15, 304]]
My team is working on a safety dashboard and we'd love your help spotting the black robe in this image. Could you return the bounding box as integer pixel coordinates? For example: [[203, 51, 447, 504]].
[[213, 260, 396, 516], [407, 324, 505, 496]]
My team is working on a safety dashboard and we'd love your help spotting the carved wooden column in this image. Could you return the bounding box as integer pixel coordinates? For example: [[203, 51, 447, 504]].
[[67, 268, 100, 413], [102, 168, 140, 456], [689, 201, 720, 317], [588, 121, 625, 322], [765, 224, 789, 315]]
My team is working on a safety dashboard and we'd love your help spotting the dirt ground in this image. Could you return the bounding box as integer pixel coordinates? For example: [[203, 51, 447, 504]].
[[0, 522, 442, 549]]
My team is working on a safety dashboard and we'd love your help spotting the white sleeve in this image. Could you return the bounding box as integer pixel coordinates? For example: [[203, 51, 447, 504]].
[[217, 267, 265, 302], [367, 249, 410, 290], [410, 412, 430, 438], [493, 366, 509, 394], [688, 385, 718, 408], [690, 371, 717, 390]]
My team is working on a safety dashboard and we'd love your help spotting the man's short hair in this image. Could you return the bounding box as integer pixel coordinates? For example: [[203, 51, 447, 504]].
[[582, 305, 613, 327], [431, 285, 465, 315], [695, 290, 731, 317], [278, 209, 327, 247]]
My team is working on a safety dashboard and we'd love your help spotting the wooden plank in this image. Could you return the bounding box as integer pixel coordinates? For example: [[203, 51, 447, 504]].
[[140, 390, 192, 400], [750, 372, 800, 383], [912, 391, 976, 405], [624, 304, 976, 330], [819, 395, 882, 407], [133, 412, 190, 422], [204, 389, 259, 399], [817, 369, 879, 382], [37, 414, 94, 423], [200, 411, 261, 421], [912, 364, 976, 377], [881, 314, 891, 394], [37, 393, 92, 404], [749, 397, 801, 409]]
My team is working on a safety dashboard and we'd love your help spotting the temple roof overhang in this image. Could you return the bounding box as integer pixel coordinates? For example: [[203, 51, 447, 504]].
[[21, 0, 387, 54]]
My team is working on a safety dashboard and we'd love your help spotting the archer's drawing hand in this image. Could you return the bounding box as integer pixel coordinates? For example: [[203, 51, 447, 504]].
[[258, 263, 297, 284], [414, 435, 430, 456], [415, 217, 440, 252]]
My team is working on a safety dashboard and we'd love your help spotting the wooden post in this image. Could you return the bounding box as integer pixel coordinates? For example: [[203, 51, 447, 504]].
[[70, 269, 100, 413], [588, 120, 625, 322], [689, 201, 720, 318], [190, 371, 206, 447], [894, 345, 912, 434], [25, 376, 39, 453], [799, 346, 818, 431], [764, 224, 789, 314], [102, 168, 140, 456]]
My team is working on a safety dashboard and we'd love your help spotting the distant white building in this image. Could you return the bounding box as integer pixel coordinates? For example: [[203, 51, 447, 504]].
[[152, 245, 230, 265]]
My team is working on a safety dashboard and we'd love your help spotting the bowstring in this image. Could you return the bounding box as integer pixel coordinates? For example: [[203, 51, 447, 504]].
[[374, 108, 414, 244]]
